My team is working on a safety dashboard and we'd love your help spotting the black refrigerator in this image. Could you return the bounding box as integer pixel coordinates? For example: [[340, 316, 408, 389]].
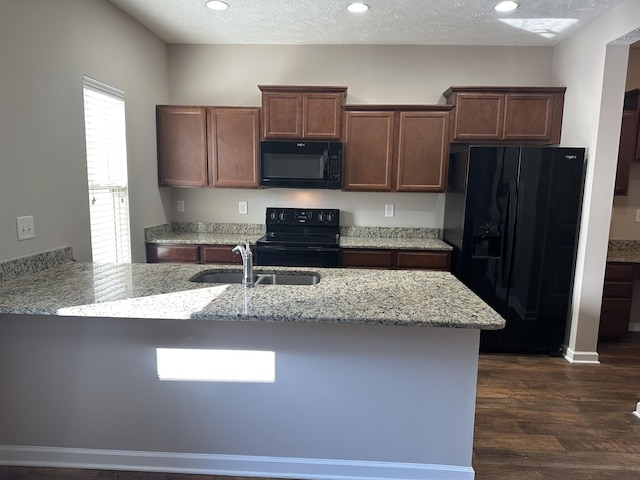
[[443, 146, 586, 355]]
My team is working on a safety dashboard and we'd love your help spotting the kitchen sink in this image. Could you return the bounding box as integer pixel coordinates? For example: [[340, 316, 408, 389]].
[[189, 270, 320, 285], [254, 273, 320, 285], [189, 271, 254, 284]]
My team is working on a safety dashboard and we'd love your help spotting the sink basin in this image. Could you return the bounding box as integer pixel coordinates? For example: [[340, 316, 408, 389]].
[[189, 271, 255, 284], [254, 273, 320, 286], [189, 270, 320, 285]]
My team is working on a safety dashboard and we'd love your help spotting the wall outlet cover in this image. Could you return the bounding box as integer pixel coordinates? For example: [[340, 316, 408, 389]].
[[239, 201, 248, 215], [385, 204, 395, 218], [177, 200, 185, 213]]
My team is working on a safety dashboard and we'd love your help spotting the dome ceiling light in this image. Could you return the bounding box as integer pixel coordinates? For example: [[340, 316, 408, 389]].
[[347, 3, 370, 13], [495, 1, 520, 12], [205, 0, 230, 11]]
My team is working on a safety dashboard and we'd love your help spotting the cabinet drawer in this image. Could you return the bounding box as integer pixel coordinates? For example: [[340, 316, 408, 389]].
[[396, 251, 451, 270], [146, 244, 200, 263], [201, 245, 244, 264], [341, 249, 394, 268], [602, 281, 633, 298], [604, 263, 634, 281]]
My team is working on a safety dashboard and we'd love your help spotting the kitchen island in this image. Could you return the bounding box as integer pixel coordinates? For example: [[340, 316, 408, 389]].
[[0, 254, 504, 480]]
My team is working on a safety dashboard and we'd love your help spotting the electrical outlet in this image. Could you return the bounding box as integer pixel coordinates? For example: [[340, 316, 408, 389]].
[[239, 201, 248, 215], [16, 215, 35, 240], [177, 200, 185, 213], [385, 204, 395, 218]]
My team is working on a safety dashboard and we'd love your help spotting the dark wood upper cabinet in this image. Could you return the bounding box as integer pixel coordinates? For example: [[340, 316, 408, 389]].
[[259, 85, 347, 140], [396, 110, 451, 192], [342, 110, 395, 191], [156, 105, 260, 189], [208, 107, 260, 188], [443, 87, 565, 144], [157, 106, 208, 187], [342, 105, 452, 192]]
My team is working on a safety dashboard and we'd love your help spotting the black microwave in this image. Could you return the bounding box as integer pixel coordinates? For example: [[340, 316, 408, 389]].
[[260, 140, 342, 189]]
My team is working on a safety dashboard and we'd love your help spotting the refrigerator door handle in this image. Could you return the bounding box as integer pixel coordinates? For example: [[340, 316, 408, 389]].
[[501, 181, 518, 288]]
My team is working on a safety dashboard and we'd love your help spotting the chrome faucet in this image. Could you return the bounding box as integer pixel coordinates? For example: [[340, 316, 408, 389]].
[[232, 238, 254, 287]]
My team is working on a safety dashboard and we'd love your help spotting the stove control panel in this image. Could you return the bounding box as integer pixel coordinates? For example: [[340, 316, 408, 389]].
[[266, 207, 340, 226]]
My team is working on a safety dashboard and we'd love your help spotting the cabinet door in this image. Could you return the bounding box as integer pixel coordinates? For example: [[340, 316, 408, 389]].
[[343, 111, 395, 191], [146, 244, 200, 263], [156, 106, 208, 187], [341, 249, 394, 268], [303, 93, 343, 140], [262, 92, 302, 139], [599, 263, 634, 337], [396, 111, 450, 192], [615, 110, 638, 195], [208, 107, 260, 188], [451, 93, 504, 141], [395, 251, 451, 270], [503, 94, 557, 143], [201, 245, 244, 264]]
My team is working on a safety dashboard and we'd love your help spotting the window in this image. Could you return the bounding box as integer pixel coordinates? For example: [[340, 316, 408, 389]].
[[156, 349, 276, 383], [82, 76, 131, 264]]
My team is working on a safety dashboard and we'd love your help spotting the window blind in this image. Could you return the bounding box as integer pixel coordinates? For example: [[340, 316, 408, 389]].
[[82, 76, 131, 264]]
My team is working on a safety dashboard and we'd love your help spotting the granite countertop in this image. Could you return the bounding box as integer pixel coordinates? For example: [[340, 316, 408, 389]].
[[607, 240, 640, 263], [339, 236, 451, 251], [144, 223, 453, 251], [0, 261, 504, 330]]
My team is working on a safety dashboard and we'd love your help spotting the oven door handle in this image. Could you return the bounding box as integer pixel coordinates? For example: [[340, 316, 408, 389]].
[[256, 245, 340, 253]]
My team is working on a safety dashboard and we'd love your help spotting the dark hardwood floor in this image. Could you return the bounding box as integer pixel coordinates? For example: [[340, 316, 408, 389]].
[[1, 334, 639, 480]]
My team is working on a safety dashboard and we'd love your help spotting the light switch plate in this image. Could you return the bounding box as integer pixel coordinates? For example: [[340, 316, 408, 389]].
[[16, 215, 35, 240], [177, 200, 185, 213], [239, 201, 248, 215]]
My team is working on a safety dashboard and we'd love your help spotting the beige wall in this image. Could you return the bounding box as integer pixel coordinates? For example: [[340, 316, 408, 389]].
[[165, 44, 556, 227], [609, 45, 640, 239], [0, 0, 169, 263], [551, 0, 640, 361]]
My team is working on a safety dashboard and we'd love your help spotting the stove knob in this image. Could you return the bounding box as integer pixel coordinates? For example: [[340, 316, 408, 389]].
[[326, 213, 334, 222], [270, 211, 278, 221], [318, 212, 325, 222], [278, 211, 287, 221]]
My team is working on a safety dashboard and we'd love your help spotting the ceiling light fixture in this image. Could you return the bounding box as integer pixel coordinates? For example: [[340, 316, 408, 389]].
[[495, 1, 519, 12], [205, 0, 230, 11], [347, 2, 369, 13]]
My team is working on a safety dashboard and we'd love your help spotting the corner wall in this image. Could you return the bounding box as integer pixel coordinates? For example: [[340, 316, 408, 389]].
[[551, 0, 640, 361], [0, 0, 169, 263]]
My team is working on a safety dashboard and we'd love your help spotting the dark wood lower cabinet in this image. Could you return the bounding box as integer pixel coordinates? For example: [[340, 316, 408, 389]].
[[145, 244, 200, 263], [599, 262, 634, 338], [146, 243, 244, 265], [147, 243, 451, 271], [201, 245, 243, 264], [341, 249, 451, 271]]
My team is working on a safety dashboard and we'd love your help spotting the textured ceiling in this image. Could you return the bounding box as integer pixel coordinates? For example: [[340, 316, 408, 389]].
[[108, 0, 628, 46]]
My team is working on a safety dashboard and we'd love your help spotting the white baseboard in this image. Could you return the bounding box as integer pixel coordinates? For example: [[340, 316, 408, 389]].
[[0, 445, 474, 480], [564, 347, 600, 364]]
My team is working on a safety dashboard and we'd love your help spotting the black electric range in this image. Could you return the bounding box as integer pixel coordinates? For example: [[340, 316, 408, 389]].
[[255, 207, 340, 267]]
